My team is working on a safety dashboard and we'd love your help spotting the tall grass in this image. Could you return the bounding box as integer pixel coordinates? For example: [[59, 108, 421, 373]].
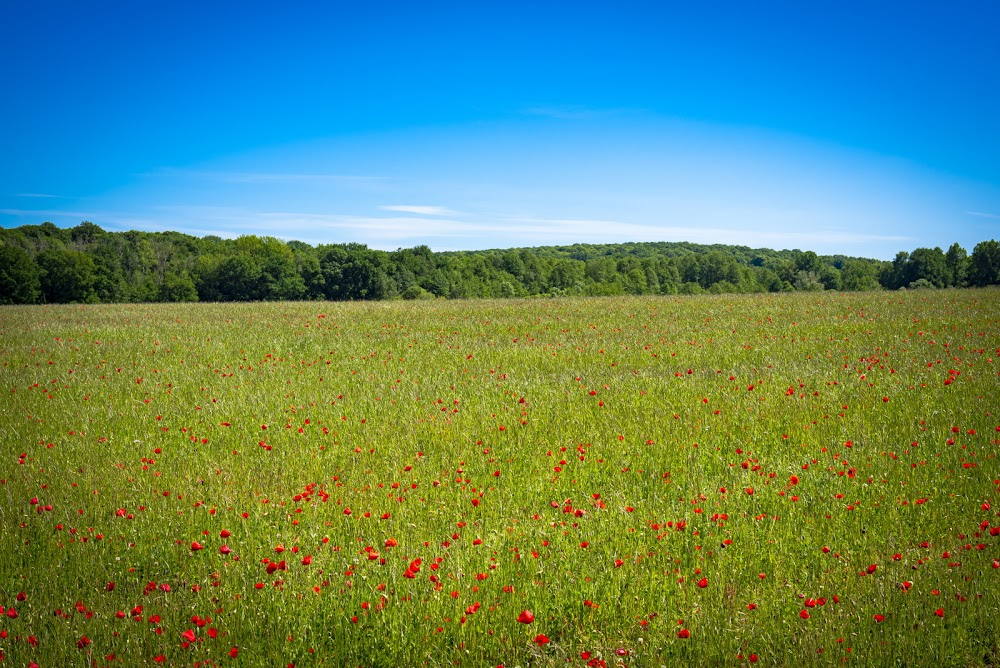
[[1, 290, 998, 666]]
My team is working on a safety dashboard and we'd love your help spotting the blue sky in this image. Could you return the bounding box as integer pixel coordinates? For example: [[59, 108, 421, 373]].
[[2, 1, 998, 259]]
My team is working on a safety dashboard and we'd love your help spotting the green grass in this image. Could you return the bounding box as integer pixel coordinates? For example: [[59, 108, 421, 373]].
[[1, 290, 999, 667]]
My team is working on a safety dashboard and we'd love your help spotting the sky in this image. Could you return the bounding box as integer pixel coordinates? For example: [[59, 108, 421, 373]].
[[1, 1, 998, 259]]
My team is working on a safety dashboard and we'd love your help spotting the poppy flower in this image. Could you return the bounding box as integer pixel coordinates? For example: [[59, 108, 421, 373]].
[[697, 577, 708, 588], [191, 541, 204, 551], [534, 634, 549, 645], [934, 608, 944, 617], [182, 629, 196, 642], [677, 628, 690, 638], [874, 614, 885, 623], [517, 610, 535, 624], [799, 610, 810, 619]]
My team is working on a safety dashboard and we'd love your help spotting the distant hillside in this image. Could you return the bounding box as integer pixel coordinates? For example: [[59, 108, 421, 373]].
[[1, 221, 996, 304]]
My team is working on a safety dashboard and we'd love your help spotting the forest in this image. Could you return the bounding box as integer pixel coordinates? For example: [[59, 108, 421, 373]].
[[1, 221, 998, 304]]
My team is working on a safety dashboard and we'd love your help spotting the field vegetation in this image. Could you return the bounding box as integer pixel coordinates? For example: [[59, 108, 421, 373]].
[[1, 289, 999, 666]]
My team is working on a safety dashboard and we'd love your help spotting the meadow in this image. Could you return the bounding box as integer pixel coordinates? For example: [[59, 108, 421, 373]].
[[1, 290, 998, 667]]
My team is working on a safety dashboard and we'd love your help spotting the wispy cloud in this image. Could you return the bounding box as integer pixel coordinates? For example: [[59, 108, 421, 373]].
[[137, 168, 391, 186], [15, 193, 65, 199], [505, 217, 911, 248], [1, 207, 98, 219], [966, 210, 1000, 219], [1, 203, 915, 252], [379, 205, 457, 216], [139, 206, 492, 245]]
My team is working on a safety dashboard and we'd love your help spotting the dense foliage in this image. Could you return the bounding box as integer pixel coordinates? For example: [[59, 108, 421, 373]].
[[1, 222, 995, 304]]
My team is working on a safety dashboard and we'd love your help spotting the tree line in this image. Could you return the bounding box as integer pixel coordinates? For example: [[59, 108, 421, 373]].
[[1, 221, 998, 305]]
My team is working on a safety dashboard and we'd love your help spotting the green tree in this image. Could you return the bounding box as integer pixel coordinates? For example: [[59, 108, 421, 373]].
[[36, 248, 98, 303], [213, 254, 264, 301], [944, 243, 969, 287], [969, 240, 1000, 286], [795, 250, 822, 275], [158, 272, 199, 302], [840, 260, 881, 291], [882, 252, 910, 289], [906, 247, 948, 288], [0, 244, 42, 304], [548, 259, 585, 291], [793, 270, 824, 292], [69, 221, 105, 248], [818, 265, 842, 291]]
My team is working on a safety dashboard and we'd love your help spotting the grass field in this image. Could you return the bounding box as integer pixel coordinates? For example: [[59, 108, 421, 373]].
[[1, 290, 999, 667]]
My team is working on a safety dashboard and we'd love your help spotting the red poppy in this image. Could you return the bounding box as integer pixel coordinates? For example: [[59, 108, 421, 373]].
[[678, 628, 690, 638], [534, 634, 549, 645], [517, 610, 535, 624], [697, 577, 708, 588], [934, 608, 944, 617]]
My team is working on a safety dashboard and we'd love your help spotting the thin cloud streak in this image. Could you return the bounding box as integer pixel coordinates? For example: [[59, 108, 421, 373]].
[[1, 207, 100, 219], [1, 203, 916, 252], [966, 210, 1000, 219], [379, 205, 457, 216], [138, 168, 392, 185], [508, 217, 912, 247]]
